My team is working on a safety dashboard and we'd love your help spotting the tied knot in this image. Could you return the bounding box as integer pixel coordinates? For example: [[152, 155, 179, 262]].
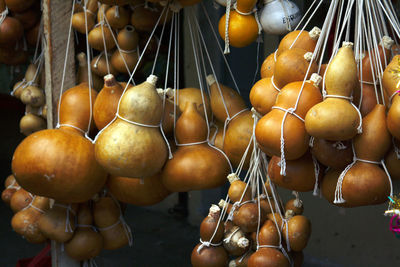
[[251, 107, 262, 118], [197, 238, 222, 253]]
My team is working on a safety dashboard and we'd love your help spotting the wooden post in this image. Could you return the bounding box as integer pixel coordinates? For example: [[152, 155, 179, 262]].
[[42, 1, 79, 266], [43, 0, 76, 128]]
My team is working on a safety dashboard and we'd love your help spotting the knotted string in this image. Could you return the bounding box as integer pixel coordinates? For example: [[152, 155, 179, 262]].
[[197, 238, 223, 253], [0, 6, 8, 25], [53, 203, 76, 233], [334, 156, 393, 204], [22, 196, 46, 214], [271, 106, 304, 176], [223, 0, 232, 54], [312, 155, 320, 196], [105, 194, 133, 246]]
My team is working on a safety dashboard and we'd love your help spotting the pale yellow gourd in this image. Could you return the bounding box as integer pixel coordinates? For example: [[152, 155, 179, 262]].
[[95, 75, 168, 178], [305, 42, 360, 141]]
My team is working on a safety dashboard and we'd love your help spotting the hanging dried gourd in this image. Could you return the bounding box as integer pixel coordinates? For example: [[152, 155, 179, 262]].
[[111, 25, 139, 74], [106, 5, 131, 29], [0, 0, 24, 46], [322, 104, 391, 207], [218, 0, 259, 48], [256, 74, 322, 160], [94, 196, 132, 250], [12, 83, 108, 203], [274, 48, 317, 89], [250, 77, 280, 115], [72, 0, 98, 34], [276, 27, 321, 56], [162, 102, 230, 191], [38, 203, 78, 243], [268, 152, 319, 192], [93, 74, 126, 130], [247, 248, 290, 267], [11, 196, 49, 243], [65, 202, 103, 261], [305, 42, 361, 141], [174, 87, 212, 119], [311, 139, 353, 170], [95, 75, 168, 178]]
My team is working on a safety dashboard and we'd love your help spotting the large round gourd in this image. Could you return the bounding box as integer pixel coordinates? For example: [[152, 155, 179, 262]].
[[12, 83, 107, 203]]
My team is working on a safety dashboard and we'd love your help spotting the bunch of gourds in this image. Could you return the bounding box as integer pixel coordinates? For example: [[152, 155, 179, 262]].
[[1, 177, 131, 261], [191, 177, 311, 267], [252, 24, 399, 208], [71, 0, 173, 91], [0, 0, 41, 65], [11, 62, 47, 136]]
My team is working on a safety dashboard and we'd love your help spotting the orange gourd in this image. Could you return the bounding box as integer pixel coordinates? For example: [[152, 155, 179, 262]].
[[0, 10, 24, 46], [174, 87, 212, 119], [91, 53, 118, 77], [360, 36, 393, 83], [277, 27, 321, 56], [71, 0, 97, 34], [11, 196, 50, 243], [93, 74, 125, 130], [88, 24, 116, 51], [250, 77, 280, 115], [94, 196, 131, 250], [311, 139, 353, 170], [162, 103, 230, 191], [248, 248, 290, 267], [12, 83, 107, 203], [282, 215, 311, 251], [274, 48, 318, 89], [268, 152, 319, 192], [340, 105, 390, 207], [106, 6, 130, 29], [218, 10, 259, 48], [256, 75, 322, 160], [191, 244, 228, 267], [65, 203, 103, 261], [38, 203, 78, 243]]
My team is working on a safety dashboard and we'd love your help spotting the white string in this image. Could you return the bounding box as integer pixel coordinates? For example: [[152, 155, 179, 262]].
[[151, 8, 170, 75], [200, 2, 241, 94], [102, 17, 133, 77], [105, 194, 133, 246], [99, 11, 111, 75], [93, 6, 168, 144], [57, 0, 76, 128], [393, 137, 400, 159], [0, 6, 8, 25], [223, 0, 232, 54], [53, 203, 75, 233], [83, 0, 93, 138], [312, 155, 320, 196]]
